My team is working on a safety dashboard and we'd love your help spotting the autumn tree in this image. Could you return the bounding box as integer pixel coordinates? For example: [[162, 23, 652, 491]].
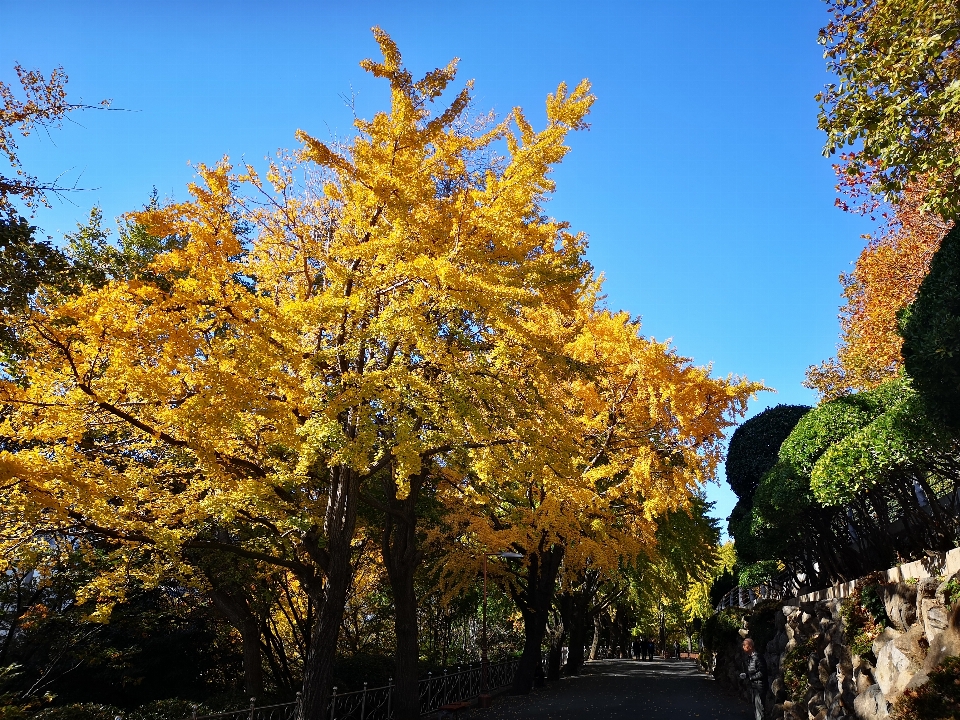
[[811, 0, 960, 398], [439, 302, 760, 693], [805, 181, 950, 398], [0, 29, 597, 720], [1, 64, 110, 212], [818, 0, 960, 218]]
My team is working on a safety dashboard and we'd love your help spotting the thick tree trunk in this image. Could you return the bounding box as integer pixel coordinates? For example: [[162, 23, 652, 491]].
[[210, 588, 264, 697], [510, 545, 564, 694], [546, 621, 564, 681], [300, 468, 361, 720], [380, 474, 423, 720], [558, 587, 593, 675], [563, 609, 588, 674]]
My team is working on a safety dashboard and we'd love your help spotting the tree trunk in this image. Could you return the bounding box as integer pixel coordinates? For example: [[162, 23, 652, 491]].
[[559, 587, 593, 675], [563, 609, 588, 674], [300, 468, 361, 720], [379, 474, 424, 720], [210, 588, 264, 697], [546, 620, 564, 681], [510, 544, 564, 694], [588, 614, 600, 661]]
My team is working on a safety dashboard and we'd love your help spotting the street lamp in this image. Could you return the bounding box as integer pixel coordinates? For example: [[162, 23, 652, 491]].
[[480, 551, 523, 708]]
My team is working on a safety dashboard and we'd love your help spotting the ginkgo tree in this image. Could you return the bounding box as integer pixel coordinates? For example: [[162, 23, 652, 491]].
[[437, 297, 761, 693], [0, 28, 597, 720]]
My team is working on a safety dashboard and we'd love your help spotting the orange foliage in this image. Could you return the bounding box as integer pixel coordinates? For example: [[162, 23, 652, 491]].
[[807, 180, 951, 399]]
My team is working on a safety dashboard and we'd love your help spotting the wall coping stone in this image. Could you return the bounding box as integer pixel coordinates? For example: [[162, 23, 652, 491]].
[[783, 547, 960, 604]]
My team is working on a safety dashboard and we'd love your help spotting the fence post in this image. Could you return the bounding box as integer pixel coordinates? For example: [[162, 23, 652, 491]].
[[330, 687, 337, 720], [295, 692, 302, 720], [359, 681, 367, 720], [249, 698, 256, 720], [387, 678, 393, 719], [192, 707, 198, 720], [427, 672, 433, 710]]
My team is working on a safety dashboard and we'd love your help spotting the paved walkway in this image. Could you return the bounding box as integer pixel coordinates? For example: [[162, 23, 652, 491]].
[[463, 659, 752, 720]]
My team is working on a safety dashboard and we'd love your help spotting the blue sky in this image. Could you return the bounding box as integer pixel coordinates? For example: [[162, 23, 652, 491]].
[[2, 1, 872, 533]]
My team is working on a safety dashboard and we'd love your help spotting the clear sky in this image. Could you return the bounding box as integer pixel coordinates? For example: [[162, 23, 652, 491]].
[[2, 1, 872, 534]]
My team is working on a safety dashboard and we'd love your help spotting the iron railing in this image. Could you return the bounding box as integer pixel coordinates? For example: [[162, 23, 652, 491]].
[[714, 583, 783, 611], [187, 657, 521, 720], [192, 699, 300, 720]]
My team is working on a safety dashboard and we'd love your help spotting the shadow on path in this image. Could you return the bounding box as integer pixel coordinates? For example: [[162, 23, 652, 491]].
[[463, 659, 752, 720]]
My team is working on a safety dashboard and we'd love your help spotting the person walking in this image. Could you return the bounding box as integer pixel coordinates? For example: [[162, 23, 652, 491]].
[[674, 639, 681, 660], [632, 639, 641, 660], [739, 638, 767, 720]]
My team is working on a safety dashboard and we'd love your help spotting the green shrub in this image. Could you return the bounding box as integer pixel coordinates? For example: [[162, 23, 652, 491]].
[[781, 635, 817, 706], [942, 577, 960, 607], [840, 581, 887, 659], [738, 561, 780, 589], [860, 582, 890, 625], [31, 704, 121, 720], [725, 405, 812, 500], [129, 700, 211, 720], [892, 655, 960, 720], [701, 609, 746, 654]]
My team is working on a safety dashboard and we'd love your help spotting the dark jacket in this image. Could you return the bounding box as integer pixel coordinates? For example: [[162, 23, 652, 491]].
[[746, 651, 767, 688]]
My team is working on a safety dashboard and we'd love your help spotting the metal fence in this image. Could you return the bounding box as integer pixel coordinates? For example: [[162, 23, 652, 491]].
[[192, 699, 300, 720], [188, 657, 521, 720], [714, 583, 784, 611]]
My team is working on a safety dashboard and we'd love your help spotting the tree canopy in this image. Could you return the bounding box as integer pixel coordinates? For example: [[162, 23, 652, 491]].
[[0, 29, 760, 718], [901, 223, 960, 428], [818, 0, 960, 218]]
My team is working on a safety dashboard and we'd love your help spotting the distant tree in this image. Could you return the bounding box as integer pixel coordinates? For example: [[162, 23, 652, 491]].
[[900, 223, 960, 428], [0, 214, 71, 355]]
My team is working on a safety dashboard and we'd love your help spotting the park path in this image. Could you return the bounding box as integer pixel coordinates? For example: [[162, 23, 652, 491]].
[[462, 658, 752, 720]]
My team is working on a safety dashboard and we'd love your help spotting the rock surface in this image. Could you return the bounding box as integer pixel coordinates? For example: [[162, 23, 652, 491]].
[[882, 582, 918, 632], [709, 575, 957, 719], [853, 684, 889, 720]]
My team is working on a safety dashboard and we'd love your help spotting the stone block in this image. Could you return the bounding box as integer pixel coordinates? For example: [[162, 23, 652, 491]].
[[872, 626, 902, 658], [921, 598, 948, 644], [904, 670, 928, 692], [853, 656, 875, 695], [923, 605, 960, 672], [891, 623, 927, 667], [853, 684, 889, 720], [819, 657, 833, 686], [881, 582, 918, 632], [874, 625, 923, 701], [917, 577, 939, 602]]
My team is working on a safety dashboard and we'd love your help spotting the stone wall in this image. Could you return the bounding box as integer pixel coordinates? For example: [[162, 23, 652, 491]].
[[708, 570, 960, 719]]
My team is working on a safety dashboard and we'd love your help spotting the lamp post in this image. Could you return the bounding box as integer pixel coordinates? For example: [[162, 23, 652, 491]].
[[480, 551, 523, 708]]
